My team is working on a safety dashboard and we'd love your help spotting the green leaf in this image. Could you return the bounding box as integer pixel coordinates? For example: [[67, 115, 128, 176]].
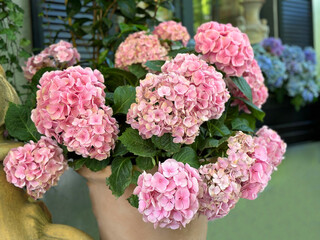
[[202, 138, 219, 149], [106, 157, 132, 197], [66, 0, 82, 17], [239, 113, 256, 130], [0, 39, 6, 49], [5, 102, 41, 142], [5, 70, 13, 78], [168, 47, 195, 57], [127, 194, 139, 208], [119, 128, 158, 157], [0, 12, 8, 21], [291, 95, 304, 111], [19, 49, 30, 58], [151, 133, 181, 153], [84, 157, 110, 172], [113, 142, 128, 157], [70, 158, 87, 170], [173, 147, 199, 168], [207, 120, 230, 137], [100, 67, 138, 86], [98, 49, 109, 64], [231, 118, 254, 132], [118, 0, 136, 19], [230, 76, 252, 102], [20, 38, 31, 47], [136, 156, 155, 170], [131, 170, 141, 185], [0, 28, 16, 40], [190, 133, 206, 151], [103, 36, 117, 46], [237, 97, 265, 121], [145, 60, 165, 72], [0, 55, 8, 64], [113, 86, 136, 114], [119, 23, 137, 33], [128, 64, 147, 80]]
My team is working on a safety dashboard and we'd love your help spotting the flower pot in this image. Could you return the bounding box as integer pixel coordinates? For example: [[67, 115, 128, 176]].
[[78, 166, 208, 240]]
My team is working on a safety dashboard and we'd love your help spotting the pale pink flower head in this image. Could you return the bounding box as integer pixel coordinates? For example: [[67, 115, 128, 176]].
[[162, 53, 230, 121], [240, 156, 273, 200], [3, 136, 67, 199], [23, 40, 80, 82], [128, 54, 230, 144], [133, 158, 202, 229], [225, 131, 256, 182], [238, 127, 286, 200], [31, 66, 119, 160], [48, 40, 80, 66], [22, 53, 55, 82], [228, 59, 268, 112], [194, 21, 254, 77], [115, 31, 168, 70], [198, 160, 241, 220], [153, 21, 190, 47], [127, 72, 201, 144], [255, 126, 287, 168]]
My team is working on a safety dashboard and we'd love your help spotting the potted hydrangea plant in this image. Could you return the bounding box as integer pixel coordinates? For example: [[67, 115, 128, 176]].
[[3, 18, 286, 240]]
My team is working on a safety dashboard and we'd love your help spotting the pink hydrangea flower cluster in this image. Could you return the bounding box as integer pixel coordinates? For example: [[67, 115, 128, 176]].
[[255, 126, 287, 168], [47, 40, 80, 66], [133, 159, 202, 229], [198, 160, 241, 220], [240, 126, 286, 200], [115, 31, 168, 70], [31, 66, 119, 160], [23, 51, 55, 81], [127, 54, 230, 144], [194, 21, 254, 77], [199, 129, 286, 219], [227, 59, 269, 112], [23, 40, 80, 81], [3, 137, 67, 199], [224, 128, 286, 200], [225, 131, 257, 182], [153, 21, 190, 47]]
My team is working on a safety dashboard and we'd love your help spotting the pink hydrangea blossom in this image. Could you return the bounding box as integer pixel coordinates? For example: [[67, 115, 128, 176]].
[[133, 159, 202, 229], [225, 131, 257, 182], [240, 160, 272, 200], [3, 137, 67, 199], [227, 59, 268, 112], [194, 21, 254, 77], [198, 160, 241, 220], [115, 31, 168, 70], [255, 126, 287, 168], [47, 40, 80, 66], [22, 52, 55, 81], [161, 54, 230, 121], [31, 66, 119, 160], [23, 40, 80, 82], [240, 127, 286, 200], [127, 54, 230, 144], [153, 21, 190, 47]]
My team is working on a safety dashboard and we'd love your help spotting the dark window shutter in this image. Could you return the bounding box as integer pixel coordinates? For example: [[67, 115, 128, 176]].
[[31, 0, 93, 62], [278, 0, 313, 47]]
